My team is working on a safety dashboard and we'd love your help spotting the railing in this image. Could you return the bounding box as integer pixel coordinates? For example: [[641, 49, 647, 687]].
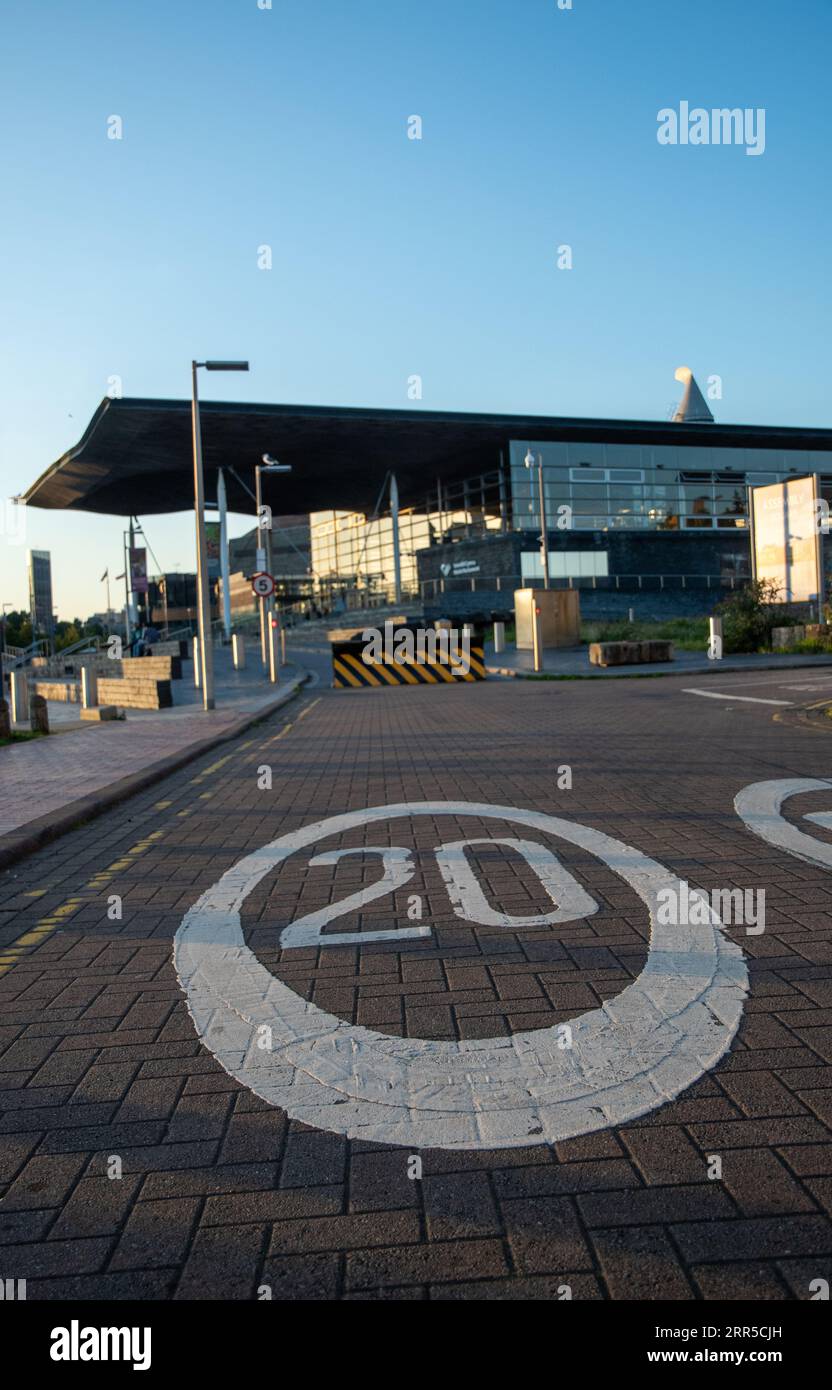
[[1, 639, 48, 671], [55, 634, 101, 659], [420, 573, 747, 599]]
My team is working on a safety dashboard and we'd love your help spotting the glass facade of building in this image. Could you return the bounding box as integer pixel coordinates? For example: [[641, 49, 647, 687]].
[[310, 470, 506, 604], [509, 440, 832, 534]]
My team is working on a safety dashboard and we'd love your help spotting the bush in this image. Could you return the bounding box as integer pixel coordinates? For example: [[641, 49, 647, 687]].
[[716, 579, 783, 653], [580, 617, 709, 651]]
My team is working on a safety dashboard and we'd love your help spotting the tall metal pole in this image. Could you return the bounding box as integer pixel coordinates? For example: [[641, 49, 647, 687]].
[[218, 468, 232, 642], [537, 455, 550, 590], [256, 466, 267, 667], [191, 362, 215, 709], [390, 472, 402, 605], [122, 527, 132, 650]]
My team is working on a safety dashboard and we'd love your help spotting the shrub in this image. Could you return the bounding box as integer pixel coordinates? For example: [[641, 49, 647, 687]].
[[716, 580, 783, 653]]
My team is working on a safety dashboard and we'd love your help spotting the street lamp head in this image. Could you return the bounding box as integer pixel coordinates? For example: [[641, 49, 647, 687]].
[[204, 361, 250, 372]]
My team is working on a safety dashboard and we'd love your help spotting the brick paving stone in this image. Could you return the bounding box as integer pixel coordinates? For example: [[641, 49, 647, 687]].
[[501, 1196, 594, 1275], [671, 1215, 832, 1263], [348, 1150, 420, 1212], [719, 1149, 818, 1217], [690, 1261, 791, 1300], [345, 1238, 509, 1290], [422, 1171, 500, 1239], [591, 1226, 695, 1300], [109, 1197, 201, 1270]]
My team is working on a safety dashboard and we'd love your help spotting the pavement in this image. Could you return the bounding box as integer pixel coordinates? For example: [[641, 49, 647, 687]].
[[0, 648, 311, 868], [1, 650, 832, 1301], [486, 642, 832, 680]]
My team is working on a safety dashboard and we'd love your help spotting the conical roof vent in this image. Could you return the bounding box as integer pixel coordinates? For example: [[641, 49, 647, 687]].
[[672, 366, 714, 423]]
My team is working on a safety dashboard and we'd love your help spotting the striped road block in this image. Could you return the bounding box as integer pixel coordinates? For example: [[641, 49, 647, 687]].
[[332, 641, 486, 689]]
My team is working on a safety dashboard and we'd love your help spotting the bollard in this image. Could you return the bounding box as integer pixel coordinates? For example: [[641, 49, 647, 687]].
[[10, 671, 29, 724], [30, 693, 49, 734], [193, 636, 201, 688], [0, 698, 10, 741], [232, 633, 246, 670], [532, 604, 542, 674], [268, 620, 280, 685], [81, 667, 98, 710], [709, 616, 724, 661], [628, 607, 635, 623], [493, 621, 505, 655], [280, 625, 286, 666]]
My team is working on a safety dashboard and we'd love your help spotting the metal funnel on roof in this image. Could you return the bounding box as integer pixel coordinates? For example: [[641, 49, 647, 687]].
[[672, 366, 714, 423]]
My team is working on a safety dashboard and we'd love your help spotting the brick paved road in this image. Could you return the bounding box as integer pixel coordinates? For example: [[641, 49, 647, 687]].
[[1, 669, 831, 1300]]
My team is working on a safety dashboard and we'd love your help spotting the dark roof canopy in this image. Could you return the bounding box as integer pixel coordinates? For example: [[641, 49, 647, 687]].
[[22, 396, 832, 517]]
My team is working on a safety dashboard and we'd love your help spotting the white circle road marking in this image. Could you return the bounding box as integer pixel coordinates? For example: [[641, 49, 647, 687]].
[[735, 778, 832, 869], [174, 802, 748, 1151]]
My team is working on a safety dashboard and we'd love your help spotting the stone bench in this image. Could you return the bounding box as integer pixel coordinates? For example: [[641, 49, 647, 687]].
[[121, 654, 182, 680], [98, 676, 173, 709], [80, 705, 123, 722], [32, 679, 81, 703], [589, 640, 674, 668]]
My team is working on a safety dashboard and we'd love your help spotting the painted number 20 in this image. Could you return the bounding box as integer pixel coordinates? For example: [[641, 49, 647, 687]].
[[279, 839, 598, 949]]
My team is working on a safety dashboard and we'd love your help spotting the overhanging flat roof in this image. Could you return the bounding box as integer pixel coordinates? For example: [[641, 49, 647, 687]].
[[22, 396, 832, 517]]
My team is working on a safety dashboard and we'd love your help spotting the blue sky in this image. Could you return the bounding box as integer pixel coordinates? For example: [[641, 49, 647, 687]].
[[1, 0, 830, 617]]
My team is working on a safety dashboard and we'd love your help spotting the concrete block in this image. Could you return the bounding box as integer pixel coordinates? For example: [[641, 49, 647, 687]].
[[80, 705, 123, 721], [30, 694, 49, 733]]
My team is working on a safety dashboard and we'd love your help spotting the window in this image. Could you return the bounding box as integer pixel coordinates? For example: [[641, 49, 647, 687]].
[[521, 551, 609, 579]]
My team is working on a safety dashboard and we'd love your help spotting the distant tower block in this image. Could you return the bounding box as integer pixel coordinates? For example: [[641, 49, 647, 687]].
[[672, 366, 714, 424]]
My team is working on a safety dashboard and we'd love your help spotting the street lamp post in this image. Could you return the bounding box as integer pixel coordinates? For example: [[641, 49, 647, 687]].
[[525, 448, 550, 590], [191, 359, 249, 709], [255, 456, 292, 668]]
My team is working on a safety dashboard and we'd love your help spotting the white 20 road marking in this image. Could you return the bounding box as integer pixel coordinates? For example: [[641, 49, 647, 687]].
[[735, 778, 832, 868], [281, 836, 598, 947], [175, 801, 748, 1150]]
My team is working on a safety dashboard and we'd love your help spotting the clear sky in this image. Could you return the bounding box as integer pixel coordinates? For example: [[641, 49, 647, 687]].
[[1, 0, 830, 619]]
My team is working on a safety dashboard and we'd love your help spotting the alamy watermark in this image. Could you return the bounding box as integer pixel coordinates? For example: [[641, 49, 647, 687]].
[[362, 623, 471, 674], [657, 881, 765, 934], [657, 102, 766, 157]]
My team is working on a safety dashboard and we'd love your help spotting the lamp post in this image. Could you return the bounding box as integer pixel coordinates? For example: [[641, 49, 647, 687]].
[[525, 448, 550, 590], [255, 456, 292, 667], [191, 360, 249, 709]]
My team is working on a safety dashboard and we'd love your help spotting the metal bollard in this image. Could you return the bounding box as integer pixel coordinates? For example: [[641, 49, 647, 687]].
[[532, 603, 542, 674], [493, 621, 505, 655], [232, 633, 246, 670], [193, 636, 201, 688], [280, 626, 286, 666], [709, 616, 723, 661], [268, 621, 280, 685], [81, 667, 98, 709], [10, 671, 29, 724]]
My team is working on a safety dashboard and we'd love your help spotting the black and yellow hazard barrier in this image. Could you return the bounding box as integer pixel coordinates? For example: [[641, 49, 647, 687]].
[[331, 625, 486, 689]]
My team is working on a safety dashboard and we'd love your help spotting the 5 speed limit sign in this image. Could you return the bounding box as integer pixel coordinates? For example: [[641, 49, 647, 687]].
[[250, 572, 275, 598]]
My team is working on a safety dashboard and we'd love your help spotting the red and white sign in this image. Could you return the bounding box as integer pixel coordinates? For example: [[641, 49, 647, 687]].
[[250, 572, 275, 598]]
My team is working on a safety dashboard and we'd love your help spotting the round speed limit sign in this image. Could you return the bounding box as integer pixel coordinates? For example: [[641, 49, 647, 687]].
[[250, 572, 275, 598]]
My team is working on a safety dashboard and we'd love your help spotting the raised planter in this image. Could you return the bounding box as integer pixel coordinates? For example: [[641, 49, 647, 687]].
[[98, 677, 173, 710], [589, 640, 674, 668]]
